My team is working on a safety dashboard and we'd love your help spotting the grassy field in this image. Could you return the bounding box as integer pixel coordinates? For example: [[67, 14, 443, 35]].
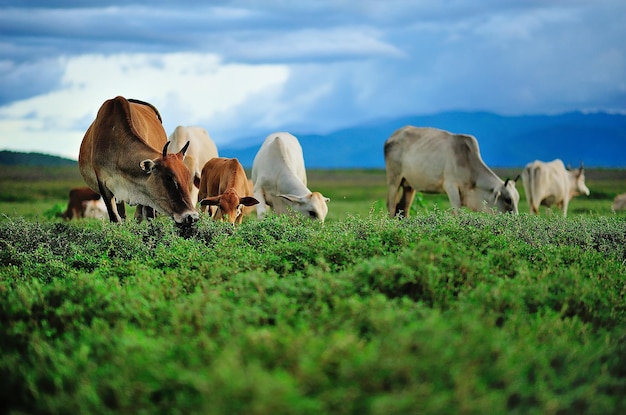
[[2, 165, 626, 220], [1, 166, 626, 414]]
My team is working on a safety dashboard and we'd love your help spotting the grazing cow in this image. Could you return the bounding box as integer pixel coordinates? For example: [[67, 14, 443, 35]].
[[252, 132, 329, 221], [62, 186, 106, 220], [198, 157, 259, 224], [612, 193, 626, 211], [78, 96, 199, 225], [168, 125, 219, 205], [522, 159, 590, 217], [384, 126, 520, 217]]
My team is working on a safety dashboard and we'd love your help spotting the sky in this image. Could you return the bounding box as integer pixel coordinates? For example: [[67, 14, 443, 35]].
[[0, 0, 624, 160]]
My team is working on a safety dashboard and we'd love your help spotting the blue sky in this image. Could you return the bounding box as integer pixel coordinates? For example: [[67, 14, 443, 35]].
[[0, 0, 624, 159]]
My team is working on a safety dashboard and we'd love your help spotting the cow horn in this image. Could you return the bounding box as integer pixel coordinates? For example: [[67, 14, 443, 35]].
[[504, 178, 510, 187], [580, 160, 584, 171], [180, 141, 190, 156], [162, 141, 171, 157]]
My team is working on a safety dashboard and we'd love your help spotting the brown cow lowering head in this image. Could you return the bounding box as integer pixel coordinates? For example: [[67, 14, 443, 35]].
[[200, 189, 259, 224], [139, 141, 199, 225]]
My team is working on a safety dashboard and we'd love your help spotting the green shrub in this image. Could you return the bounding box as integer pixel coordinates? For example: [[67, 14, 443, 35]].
[[0, 210, 625, 414]]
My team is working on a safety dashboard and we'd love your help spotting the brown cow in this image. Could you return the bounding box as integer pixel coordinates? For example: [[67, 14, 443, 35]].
[[78, 96, 198, 225], [198, 157, 259, 224], [62, 186, 105, 220]]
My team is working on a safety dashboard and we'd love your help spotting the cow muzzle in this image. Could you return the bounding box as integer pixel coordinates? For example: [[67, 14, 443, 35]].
[[175, 211, 199, 226]]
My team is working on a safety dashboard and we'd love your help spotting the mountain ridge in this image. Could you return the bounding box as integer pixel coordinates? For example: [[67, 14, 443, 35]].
[[219, 110, 626, 168], [2, 111, 624, 168]]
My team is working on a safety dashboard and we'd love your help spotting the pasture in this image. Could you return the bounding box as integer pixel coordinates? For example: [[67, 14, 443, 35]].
[[2, 165, 626, 220], [1, 165, 626, 414]]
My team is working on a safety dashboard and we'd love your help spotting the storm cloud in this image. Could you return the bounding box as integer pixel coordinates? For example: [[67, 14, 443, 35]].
[[0, 0, 624, 158]]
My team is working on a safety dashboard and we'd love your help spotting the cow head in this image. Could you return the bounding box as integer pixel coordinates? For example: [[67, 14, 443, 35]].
[[200, 189, 259, 224], [139, 141, 199, 225], [574, 163, 590, 197], [492, 175, 520, 213], [279, 192, 330, 221]]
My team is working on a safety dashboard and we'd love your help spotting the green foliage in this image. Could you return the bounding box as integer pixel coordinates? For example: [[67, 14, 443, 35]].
[[0, 167, 625, 413], [1, 210, 625, 414]]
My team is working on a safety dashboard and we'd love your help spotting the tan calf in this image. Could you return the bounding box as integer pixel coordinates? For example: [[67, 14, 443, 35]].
[[199, 157, 259, 224]]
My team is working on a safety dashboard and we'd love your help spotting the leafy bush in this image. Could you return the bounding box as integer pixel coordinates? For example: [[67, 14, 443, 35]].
[[0, 210, 625, 414]]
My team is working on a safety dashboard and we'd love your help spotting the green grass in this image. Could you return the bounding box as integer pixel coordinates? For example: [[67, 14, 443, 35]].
[[1, 212, 625, 414], [1, 167, 626, 414], [2, 167, 625, 220]]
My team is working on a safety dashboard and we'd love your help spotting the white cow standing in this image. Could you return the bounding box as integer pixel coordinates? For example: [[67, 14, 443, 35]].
[[521, 159, 590, 217], [83, 198, 108, 220], [252, 132, 330, 221], [612, 193, 626, 212], [384, 126, 520, 217], [168, 126, 219, 205]]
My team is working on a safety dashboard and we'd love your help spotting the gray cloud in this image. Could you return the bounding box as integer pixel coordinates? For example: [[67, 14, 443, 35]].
[[0, 0, 624, 153]]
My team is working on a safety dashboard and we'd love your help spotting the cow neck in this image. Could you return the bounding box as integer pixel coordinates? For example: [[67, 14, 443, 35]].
[[472, 157, 503, 190], [117, 139, 163, 178], [278, 165, 310, 196]]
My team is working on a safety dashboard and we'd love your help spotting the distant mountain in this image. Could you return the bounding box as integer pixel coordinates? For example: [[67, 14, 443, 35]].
[[219, 111, 626, 168], [0, 150, 77, 166]]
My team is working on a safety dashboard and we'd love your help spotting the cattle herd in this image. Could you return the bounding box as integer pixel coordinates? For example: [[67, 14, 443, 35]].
[[61, 95, 621, 224]]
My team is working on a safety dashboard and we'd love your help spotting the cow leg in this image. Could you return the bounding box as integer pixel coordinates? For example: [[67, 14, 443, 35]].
[[254, 187, 269, 219], [97, 181, 123, 222], [560, 200, 569, 218], [387, 184, 400, 218], [399, 186, 416, 217], [134, 205, 145, 222], [387, 175, 406, 218], [134, 205, 156, 222], [146, 206, 156, 219], [117, 202, 126, 220], [392, 179, 415, 218], [443, 181, 462, 213]]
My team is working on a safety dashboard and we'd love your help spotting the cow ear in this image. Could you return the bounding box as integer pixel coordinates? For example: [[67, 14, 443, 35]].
[[140, 159, 156, 174], [279, 194, 305, 203], [240, 196, 260, 206], [200, 196, 220, 206]]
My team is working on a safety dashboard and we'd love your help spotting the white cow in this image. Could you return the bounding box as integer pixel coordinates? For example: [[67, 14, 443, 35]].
[[612, 193, 626, 212], [83, 198, 107, 220], [521, 159, 590, 217], [384, 126, 520, 217], [168, 126, 219, 205], [252, 132, 329, 221]]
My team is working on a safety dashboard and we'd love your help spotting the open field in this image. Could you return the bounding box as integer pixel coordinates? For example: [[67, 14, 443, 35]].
[[1, 165, 626, 220], [1, 166, 626, 413]]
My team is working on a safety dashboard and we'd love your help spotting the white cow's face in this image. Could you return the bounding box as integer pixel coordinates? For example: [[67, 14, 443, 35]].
[[493, 179, 520, 214], [279, 192, 330, 222], [575, 169, 590, 196]]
